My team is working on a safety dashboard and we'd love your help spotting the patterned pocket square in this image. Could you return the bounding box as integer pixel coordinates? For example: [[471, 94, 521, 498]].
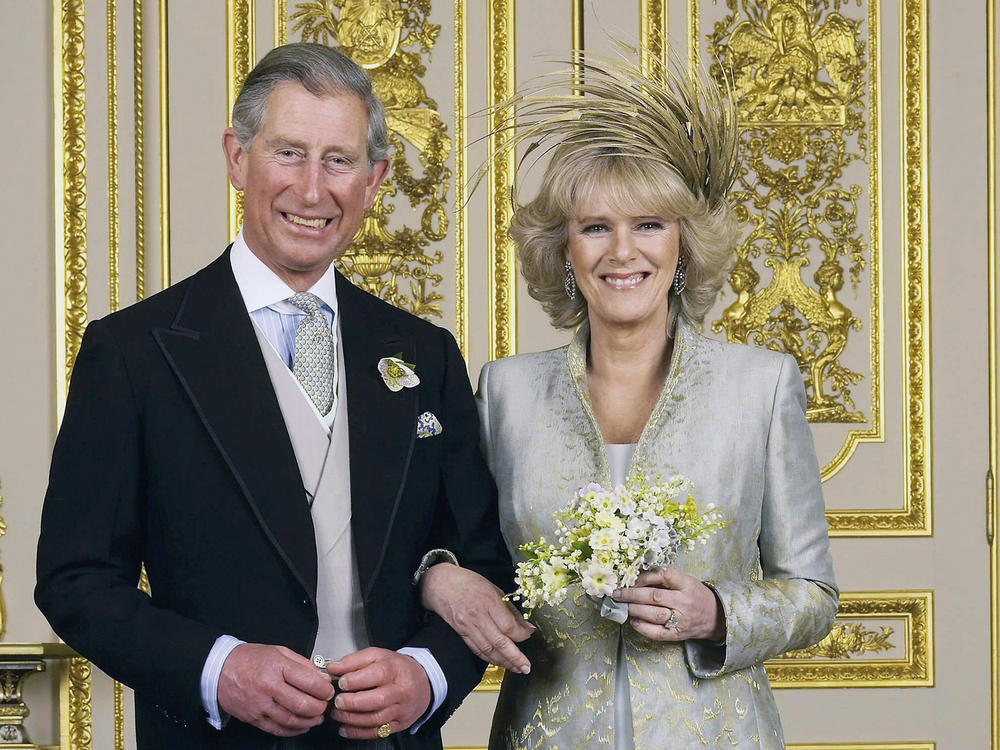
[[416, 411, 443, 438]]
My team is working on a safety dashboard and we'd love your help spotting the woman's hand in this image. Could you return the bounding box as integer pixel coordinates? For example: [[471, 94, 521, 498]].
[[612, 567, 726, 642], [420, 564, 535, 673]]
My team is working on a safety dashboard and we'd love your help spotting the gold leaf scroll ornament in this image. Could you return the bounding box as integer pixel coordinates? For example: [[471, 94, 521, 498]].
[[291, 0, 452, 319], [710, 0, 868, 424]]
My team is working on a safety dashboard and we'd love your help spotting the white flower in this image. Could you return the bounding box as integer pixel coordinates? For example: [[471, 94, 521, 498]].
[[377, 356, 419, 392], [594, 492, 618, 513], [594, 510, 623, 531], [541, 558, 571, 590], [618, 495, 637, 516], [626, 516, 650, 540], [642, 508, 665, 525], [590, 527, 619, 551], [581, 561, 619, 597]]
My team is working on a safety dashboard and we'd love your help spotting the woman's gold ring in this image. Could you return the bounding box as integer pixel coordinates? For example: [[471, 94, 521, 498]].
[[663, 610, 679, 629], [377, 723, 392, 739]]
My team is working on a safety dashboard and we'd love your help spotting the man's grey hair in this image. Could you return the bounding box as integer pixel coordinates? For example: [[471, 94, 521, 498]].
[[232, 42, 389, 164]]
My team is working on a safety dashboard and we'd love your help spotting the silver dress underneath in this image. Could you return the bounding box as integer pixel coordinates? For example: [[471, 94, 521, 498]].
[[607, 443, 637, 750]]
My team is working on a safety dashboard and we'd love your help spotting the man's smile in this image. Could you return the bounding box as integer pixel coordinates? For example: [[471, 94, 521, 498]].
[[282, 212, 332, 229]]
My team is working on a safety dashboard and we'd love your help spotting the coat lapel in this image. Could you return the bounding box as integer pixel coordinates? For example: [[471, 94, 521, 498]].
[[153, 250, 318, 602], [337, 273, 418, 597]]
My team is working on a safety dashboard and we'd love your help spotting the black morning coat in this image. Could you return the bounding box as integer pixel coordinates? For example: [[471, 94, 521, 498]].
[[35, 249, 513, 749]]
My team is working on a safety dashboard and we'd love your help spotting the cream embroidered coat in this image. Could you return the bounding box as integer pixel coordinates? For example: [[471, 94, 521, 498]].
[[477, 321, 838, 749]]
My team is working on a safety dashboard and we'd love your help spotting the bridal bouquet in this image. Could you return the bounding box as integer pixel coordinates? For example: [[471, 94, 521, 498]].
[[511, 475, 723, 621]]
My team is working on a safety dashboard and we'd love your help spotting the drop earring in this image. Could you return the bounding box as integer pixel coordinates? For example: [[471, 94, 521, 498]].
[[672, 256, 687, 295], [564, 260, 576, 299]]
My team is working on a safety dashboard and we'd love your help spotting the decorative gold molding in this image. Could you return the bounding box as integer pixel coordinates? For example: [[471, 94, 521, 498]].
[[65, 658, 92, 750], [107, 0, 120, 313], [896, 0, 932, 536], [275, 0, 287, 46], [474, 663, 501, 691], [639, 0, 667, 75], [54, 5, 94, 746], [159, 0, 170, 289], [454, 0, 468, 358], [487, 0, 516, 359], [572, 0, 584, 92], [227, 0, 255, 240], [113, 677, 123, 750], [134, 0, 145, 300], [54, 0, 89, 415], [766, 591, 933, 688]]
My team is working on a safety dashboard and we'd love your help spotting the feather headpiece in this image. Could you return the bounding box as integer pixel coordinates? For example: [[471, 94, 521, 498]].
[[474, 46, 739, 210]]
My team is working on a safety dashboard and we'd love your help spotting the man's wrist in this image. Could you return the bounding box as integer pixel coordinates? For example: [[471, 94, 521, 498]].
[[397, 647, 446, 733], [201, 635, 245, 729], [412, 549, 459, 585]]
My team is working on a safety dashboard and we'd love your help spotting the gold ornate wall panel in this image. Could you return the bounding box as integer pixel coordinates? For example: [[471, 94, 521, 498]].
[[226, 0, 254, 240], [706, 0, 882, 466], [453, 0, 468, 356], [54, 0, 90, 414], [487, 0, 516, 359], [766, 591, 933, 688], [133, 0, 144, 301], [692, 0, 930, 536], [240, 0, 458, 325], [158, 0, 169, 288], [640, 0, 669, 73]]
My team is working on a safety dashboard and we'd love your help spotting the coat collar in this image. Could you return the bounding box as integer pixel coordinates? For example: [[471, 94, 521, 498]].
[[335, 272, 418, 597], [152, 249, 319, 601], [565, 316, 698, 486]]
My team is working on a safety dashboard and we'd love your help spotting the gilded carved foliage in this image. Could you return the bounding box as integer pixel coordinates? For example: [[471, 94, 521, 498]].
[[777, 620, 893, 659], [291, 0, 451, 318], [709, 0, 870, 423]]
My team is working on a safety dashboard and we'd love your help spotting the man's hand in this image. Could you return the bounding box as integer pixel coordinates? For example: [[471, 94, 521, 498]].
[[217, 643, 334, 737], [326, 648, 430, 740], [420, 563, 534, 673]]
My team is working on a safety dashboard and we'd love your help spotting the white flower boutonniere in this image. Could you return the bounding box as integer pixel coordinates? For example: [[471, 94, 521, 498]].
[[378, 354, 419, 392]]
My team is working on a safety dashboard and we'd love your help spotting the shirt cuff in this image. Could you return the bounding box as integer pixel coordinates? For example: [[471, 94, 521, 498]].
[[397, 647, 447, 733], [201, 635, 245, 729]]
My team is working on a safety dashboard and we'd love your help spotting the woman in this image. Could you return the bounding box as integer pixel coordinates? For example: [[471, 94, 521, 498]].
[[423, 53, 838, 749]]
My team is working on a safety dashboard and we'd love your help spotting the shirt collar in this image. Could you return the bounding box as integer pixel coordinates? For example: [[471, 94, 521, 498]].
[[230, 229, 340, 316]]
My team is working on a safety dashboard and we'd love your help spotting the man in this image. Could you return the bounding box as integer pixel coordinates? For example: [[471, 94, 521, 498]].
[[35, 43, 526, 749]]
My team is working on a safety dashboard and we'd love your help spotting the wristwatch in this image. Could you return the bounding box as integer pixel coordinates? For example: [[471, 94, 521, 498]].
[[412, 548, 459, 585]]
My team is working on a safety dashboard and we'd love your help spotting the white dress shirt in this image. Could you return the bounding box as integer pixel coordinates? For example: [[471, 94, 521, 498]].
[[198, 232, 447, 730]]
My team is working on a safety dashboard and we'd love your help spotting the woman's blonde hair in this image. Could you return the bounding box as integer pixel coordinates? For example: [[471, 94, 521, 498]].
[[512, 148, 737, 331], [477, 48, 740, 331]]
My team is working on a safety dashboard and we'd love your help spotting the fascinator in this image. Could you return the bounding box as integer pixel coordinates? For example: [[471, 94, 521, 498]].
[[473, 43, 740, 210]]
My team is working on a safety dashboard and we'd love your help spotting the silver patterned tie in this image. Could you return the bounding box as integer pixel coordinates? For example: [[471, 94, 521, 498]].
[[287, 292, 336, 416]]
